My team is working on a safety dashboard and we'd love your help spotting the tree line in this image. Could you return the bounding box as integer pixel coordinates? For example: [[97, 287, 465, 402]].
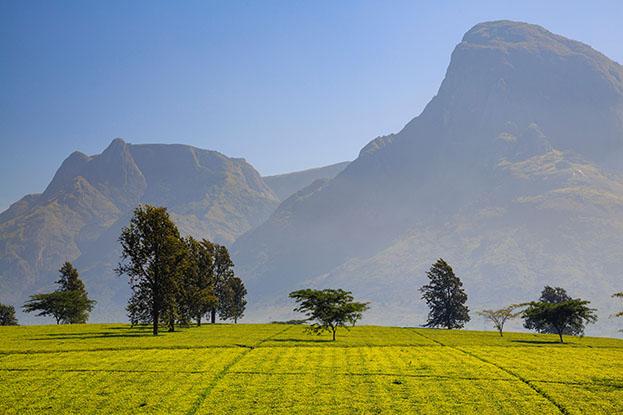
[[1, 222, 622, 342], [415, 258, 606, 343], [116, 205, 247, 335], [287, 258, 621, 342], [2, 204, 247, 334]]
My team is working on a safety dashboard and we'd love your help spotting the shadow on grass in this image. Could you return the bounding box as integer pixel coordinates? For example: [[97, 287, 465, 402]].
[[107, 326, 152, 331], [30, 331, 155, 341], [269, 338, 334, 344], [510, 339, 564, 345]]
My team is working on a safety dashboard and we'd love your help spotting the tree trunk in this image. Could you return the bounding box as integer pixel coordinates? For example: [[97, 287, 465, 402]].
[[210, 308, 216, 324], [558, 331, 564, 343], [153, 311, 159, 336], [197, 316, 201, 327], [332, 327, 336, 341], [234, 316, 237, 324]]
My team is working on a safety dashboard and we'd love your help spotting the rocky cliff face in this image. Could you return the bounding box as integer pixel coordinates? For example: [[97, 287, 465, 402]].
[[233, 21, 623, 335], [0, 139, 279, 321]]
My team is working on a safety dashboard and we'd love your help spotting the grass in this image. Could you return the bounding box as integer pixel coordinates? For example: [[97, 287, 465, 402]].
[[0, 324, 621, 414]]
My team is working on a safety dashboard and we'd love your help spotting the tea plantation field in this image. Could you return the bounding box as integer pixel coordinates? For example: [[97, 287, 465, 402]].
[[0, 324, 621, 414]]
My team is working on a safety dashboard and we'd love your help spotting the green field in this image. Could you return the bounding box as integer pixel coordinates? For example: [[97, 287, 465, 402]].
[[0, 324, 621, 414]]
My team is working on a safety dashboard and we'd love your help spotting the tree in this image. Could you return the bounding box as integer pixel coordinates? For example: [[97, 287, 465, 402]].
[[116, 205, 186, 335], [614, 292, 623, 318], [477, 305, 522, 336], [55, 262, 94, 323], [218, 276, 247, 323], [210, 244, 235, 324], [0, 303, 18, 326], [126, 288, 153, 326], [525, 286, 588, 336], [289, 289, 369, 341], [23, 262, 95, 324], [522, 299, 597, 343], [178, 237, 217, 326], [23, 291, 92, 324], [420, 259, 470, 329]]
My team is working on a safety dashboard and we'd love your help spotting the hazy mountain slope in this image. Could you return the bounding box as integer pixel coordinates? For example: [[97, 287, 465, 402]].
[[0, 139, 279, 321], [263, 161, 350, 201], [234, 21, 623, 335]]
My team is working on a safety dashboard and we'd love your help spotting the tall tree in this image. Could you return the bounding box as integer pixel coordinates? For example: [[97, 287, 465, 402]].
[[289, 288, 369, 341], [477, 305, 522, 336], [179, 237, 217, 326], [23, 262, 95, 324], [116, 205, 186, 335], [420, 259, 470, 329], [218, 276, 247, 323], [0, 303, 18, 326], [522, 299, 597, 343], [210, 244, 235, 324]]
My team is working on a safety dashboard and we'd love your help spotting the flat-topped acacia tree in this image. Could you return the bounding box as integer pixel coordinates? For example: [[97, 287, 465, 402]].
[[522, 298, 598, 343], [289, 288, 369, 341], [523, 286, 597, 339], [23, 262, 95, 324]]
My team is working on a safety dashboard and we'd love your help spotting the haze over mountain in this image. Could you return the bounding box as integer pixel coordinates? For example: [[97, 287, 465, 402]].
[[263, 161, 350, 201], [233, 20, 623, 335], [0, 139, 280, 321]]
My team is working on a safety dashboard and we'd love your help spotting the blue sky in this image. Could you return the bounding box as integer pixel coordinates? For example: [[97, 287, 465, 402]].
[[1, 1, 622, 211]]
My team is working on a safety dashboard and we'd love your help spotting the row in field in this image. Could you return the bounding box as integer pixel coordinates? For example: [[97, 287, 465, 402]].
[[1, 346, 621, 384], [1, 324, 622, 353], [1, 345, 621, 414]]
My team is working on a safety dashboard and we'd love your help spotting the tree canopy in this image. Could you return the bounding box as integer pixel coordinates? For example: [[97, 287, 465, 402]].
[[289, 288, 369, 341], [116, 205, 186, 335], [524, 286, 590, 336], [420, 259, 470, 329], [0, 303, 18, 326], [211, 244, 235, 324], [522, 298, 597, 343], [23, 262, 95, 324], [218, 276, 247, 323], [23, 291, 94, 325], [178, 236, 218, 327]]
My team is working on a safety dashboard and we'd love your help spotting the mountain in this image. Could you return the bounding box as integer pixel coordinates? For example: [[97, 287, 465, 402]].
[[263, 161, 350, 201], [0, 139, 279, 321], [233, 21, 623, 335]]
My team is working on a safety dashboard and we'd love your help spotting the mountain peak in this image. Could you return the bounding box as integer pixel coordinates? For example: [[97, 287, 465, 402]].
[[463, 20, 557, 45], [102, 137, 128, 154], [461, 20, 619, 66], [410, 20, 623, 164], [109, 137, 126, 146]]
